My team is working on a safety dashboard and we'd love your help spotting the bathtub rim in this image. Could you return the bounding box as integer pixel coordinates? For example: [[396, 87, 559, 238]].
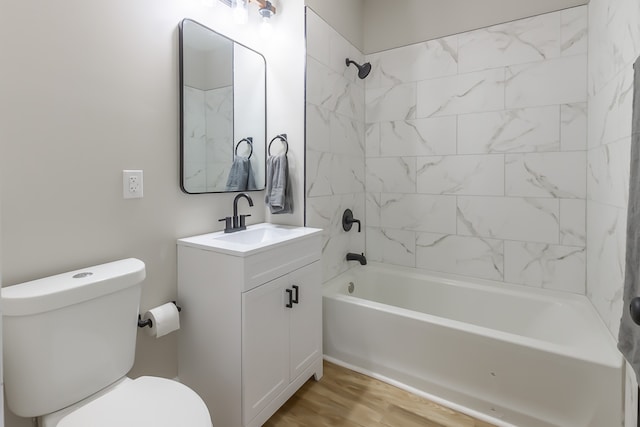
[[323, 262, 622, 369]]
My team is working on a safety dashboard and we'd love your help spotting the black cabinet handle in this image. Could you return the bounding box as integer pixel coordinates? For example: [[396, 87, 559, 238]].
[[285, 288, 293, 308], [292, 285, 299, 304]]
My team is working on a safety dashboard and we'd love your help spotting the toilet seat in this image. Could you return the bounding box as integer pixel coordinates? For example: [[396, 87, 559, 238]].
[[52, 377, 212, 427]]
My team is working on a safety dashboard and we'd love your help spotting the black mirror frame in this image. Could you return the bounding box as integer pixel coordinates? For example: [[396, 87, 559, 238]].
[[178, 18, 267, 194]]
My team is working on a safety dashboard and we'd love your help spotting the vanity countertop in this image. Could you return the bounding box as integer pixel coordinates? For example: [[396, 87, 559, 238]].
[[177, 223, 322, 257]]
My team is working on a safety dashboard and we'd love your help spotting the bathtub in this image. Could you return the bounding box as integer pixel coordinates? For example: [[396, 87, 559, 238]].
[[323, 263, 623, 427]]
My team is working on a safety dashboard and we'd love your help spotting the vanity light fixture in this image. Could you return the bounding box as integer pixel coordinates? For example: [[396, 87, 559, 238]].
[[254, 0, 276, 16], [255, 0, 276, 37], [230, 0, 276, 33], [232, 0, 249, 25]]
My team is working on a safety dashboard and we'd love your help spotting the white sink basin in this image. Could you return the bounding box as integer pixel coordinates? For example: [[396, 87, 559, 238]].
[[212, 226, 295, 245], [178, 223, 322, 256]]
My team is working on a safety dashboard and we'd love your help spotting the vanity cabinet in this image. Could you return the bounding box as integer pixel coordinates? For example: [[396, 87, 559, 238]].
[[177, 225, 322, 427], [242, 261, 321, 423]]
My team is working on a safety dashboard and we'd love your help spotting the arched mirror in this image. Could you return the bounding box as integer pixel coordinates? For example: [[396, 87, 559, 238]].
[[179, 18, 266, 193]]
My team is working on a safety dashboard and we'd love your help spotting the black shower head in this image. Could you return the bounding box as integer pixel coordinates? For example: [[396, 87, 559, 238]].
[[345, 58, 371, 79]]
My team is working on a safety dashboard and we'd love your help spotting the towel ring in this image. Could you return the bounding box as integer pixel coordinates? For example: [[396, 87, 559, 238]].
[[268, 134, 288, 156], [235, 137, 253, 159]]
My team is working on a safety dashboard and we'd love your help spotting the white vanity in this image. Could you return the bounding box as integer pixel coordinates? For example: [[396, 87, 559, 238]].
[[177, 223, 323, 427]]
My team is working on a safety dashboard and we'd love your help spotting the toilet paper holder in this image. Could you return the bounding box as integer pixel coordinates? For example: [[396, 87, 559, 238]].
[[137, 301, 182, 328]]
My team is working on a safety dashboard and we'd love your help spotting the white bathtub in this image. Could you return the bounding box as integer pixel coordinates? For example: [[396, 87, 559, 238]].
[[323, 263, 623, 427]]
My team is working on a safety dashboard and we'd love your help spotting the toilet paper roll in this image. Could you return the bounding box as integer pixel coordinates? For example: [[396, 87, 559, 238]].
[[142, 302, 180, 338]]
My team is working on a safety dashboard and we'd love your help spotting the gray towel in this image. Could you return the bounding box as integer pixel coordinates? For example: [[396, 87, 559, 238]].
[[265, 153, 293, 214], [619, 55, 640, 382], [225, 156, 256, 191]]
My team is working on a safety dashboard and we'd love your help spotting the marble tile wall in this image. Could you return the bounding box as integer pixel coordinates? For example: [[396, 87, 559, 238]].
[[587, 0, 639, 337], [364, 6, 589, 294], [183, 86, 233, 192], [305, 8, 366, 281], [205, 87, 234, 191], [307, 3, 639, 422], [183, 86, 207, 192], [588, 1, 640, 423]]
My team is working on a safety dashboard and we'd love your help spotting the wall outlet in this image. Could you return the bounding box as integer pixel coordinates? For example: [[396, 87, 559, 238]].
[[123, 170, 143, 199]]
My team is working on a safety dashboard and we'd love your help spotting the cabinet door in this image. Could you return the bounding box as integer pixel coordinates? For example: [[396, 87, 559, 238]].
[[242, 275, 289, 425], [288, 261, 322, 380]]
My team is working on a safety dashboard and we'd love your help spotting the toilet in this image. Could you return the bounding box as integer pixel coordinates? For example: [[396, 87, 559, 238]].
[[1, 258, 212, 427]]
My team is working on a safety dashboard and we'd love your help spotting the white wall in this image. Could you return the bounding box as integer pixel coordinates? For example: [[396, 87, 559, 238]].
[[363, 0, 589, 54], [0, 0, 305, 425], [304, 0, 364, 52], [183, 43, 233, 90], [304, 0, 590, 55], [264, 0, 307, 226]]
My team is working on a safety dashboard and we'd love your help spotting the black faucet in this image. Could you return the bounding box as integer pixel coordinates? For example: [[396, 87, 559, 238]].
[[219, 193, 254, 233], [346, 252, 367, 265]]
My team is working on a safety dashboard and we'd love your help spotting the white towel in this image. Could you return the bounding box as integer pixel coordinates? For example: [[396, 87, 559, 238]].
[[265, 153, 293, 214]]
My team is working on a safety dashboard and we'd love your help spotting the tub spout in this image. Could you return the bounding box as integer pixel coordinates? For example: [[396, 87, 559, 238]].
[[346, 252, 367, 265]]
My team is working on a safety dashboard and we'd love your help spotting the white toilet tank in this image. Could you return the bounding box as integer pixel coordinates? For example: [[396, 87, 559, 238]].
[[2, 258, 146, 418]]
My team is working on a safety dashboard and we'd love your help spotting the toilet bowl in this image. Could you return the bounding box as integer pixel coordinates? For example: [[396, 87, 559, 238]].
[[42, 377, 211, 427], [1, 258, 212, 426]]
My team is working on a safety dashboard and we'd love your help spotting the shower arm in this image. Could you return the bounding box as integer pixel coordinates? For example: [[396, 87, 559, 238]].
[[345, 58, 371, 79]]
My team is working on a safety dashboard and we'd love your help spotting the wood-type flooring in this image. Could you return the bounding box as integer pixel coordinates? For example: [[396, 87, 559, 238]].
[[264, 361, 496, 427]]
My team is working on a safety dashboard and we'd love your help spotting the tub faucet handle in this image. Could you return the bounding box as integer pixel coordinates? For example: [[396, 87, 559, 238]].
[[342, 209, 361, 233]]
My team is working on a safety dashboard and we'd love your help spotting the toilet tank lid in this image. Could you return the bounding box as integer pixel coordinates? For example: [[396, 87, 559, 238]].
[[2, 258, 146, 316]]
